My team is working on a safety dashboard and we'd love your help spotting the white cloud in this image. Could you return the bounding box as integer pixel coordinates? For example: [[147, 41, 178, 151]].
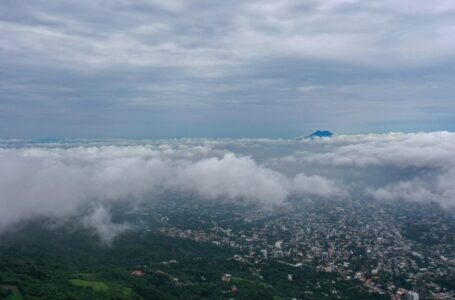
[[173, 153, 290, 204], [367, 180, 435, 204], [283, 131, 455, 208], [2, 132, 455, 239], [0, 142, 341, 238], [82, 206, 130, 244], [298, 131, 455, 169], [292, 173, 346, 198]]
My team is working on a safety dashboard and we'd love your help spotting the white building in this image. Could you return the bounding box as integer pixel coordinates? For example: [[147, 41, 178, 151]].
[[275, 240, 283, 249], [407, 291, 419, 300]]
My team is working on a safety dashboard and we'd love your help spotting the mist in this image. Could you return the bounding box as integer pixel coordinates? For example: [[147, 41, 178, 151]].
[[1, 132, 454, 240]]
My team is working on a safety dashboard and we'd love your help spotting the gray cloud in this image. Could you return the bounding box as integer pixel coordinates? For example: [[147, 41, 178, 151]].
[[1, 1, 455, 137], [3, 0, 455, 71]]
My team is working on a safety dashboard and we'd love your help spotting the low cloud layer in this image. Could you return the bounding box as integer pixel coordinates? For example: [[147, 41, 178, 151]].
[[275, 131, 455, 208], [82, 206, 131, 244], [0, 141, 341, 237], [1, 132, 454, 239]]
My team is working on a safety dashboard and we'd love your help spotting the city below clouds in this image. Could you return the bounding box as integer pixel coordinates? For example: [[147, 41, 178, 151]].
[[1, 132, 454, 239], [1, 1, 455, 137], [1, 3, 455, 297]]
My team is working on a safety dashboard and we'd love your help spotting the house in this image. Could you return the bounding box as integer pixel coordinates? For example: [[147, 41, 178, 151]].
[[131, 270, 145, 277], [222, 273, 232, 282]]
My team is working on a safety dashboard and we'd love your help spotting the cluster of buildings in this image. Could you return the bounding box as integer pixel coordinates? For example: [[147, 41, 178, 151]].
[[148, 199, 455, 299]]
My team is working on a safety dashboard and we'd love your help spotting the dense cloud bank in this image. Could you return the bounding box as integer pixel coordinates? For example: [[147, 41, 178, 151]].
[[276, 131, 455, 208], [1, 132, 454, 239]]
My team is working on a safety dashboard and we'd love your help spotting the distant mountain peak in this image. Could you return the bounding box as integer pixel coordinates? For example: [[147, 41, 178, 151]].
[[297, 130, 333, 140]]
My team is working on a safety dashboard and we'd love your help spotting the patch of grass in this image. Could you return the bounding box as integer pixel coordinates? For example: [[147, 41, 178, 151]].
[[231, 276, 272, 288], [72, 273, 95, 280], [122, 287, 133, 297], [69, 277, 135, 299], [1, 285, 24, 300], [6, 292, 24, 300], [69, 279, 109, 292]]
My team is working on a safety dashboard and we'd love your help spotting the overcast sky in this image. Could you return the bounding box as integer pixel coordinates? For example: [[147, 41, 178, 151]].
[[1, 0, 455, 138]]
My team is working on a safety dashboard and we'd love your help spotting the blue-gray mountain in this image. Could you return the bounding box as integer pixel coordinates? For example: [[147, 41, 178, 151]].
[[296, 130, 333, 140]]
